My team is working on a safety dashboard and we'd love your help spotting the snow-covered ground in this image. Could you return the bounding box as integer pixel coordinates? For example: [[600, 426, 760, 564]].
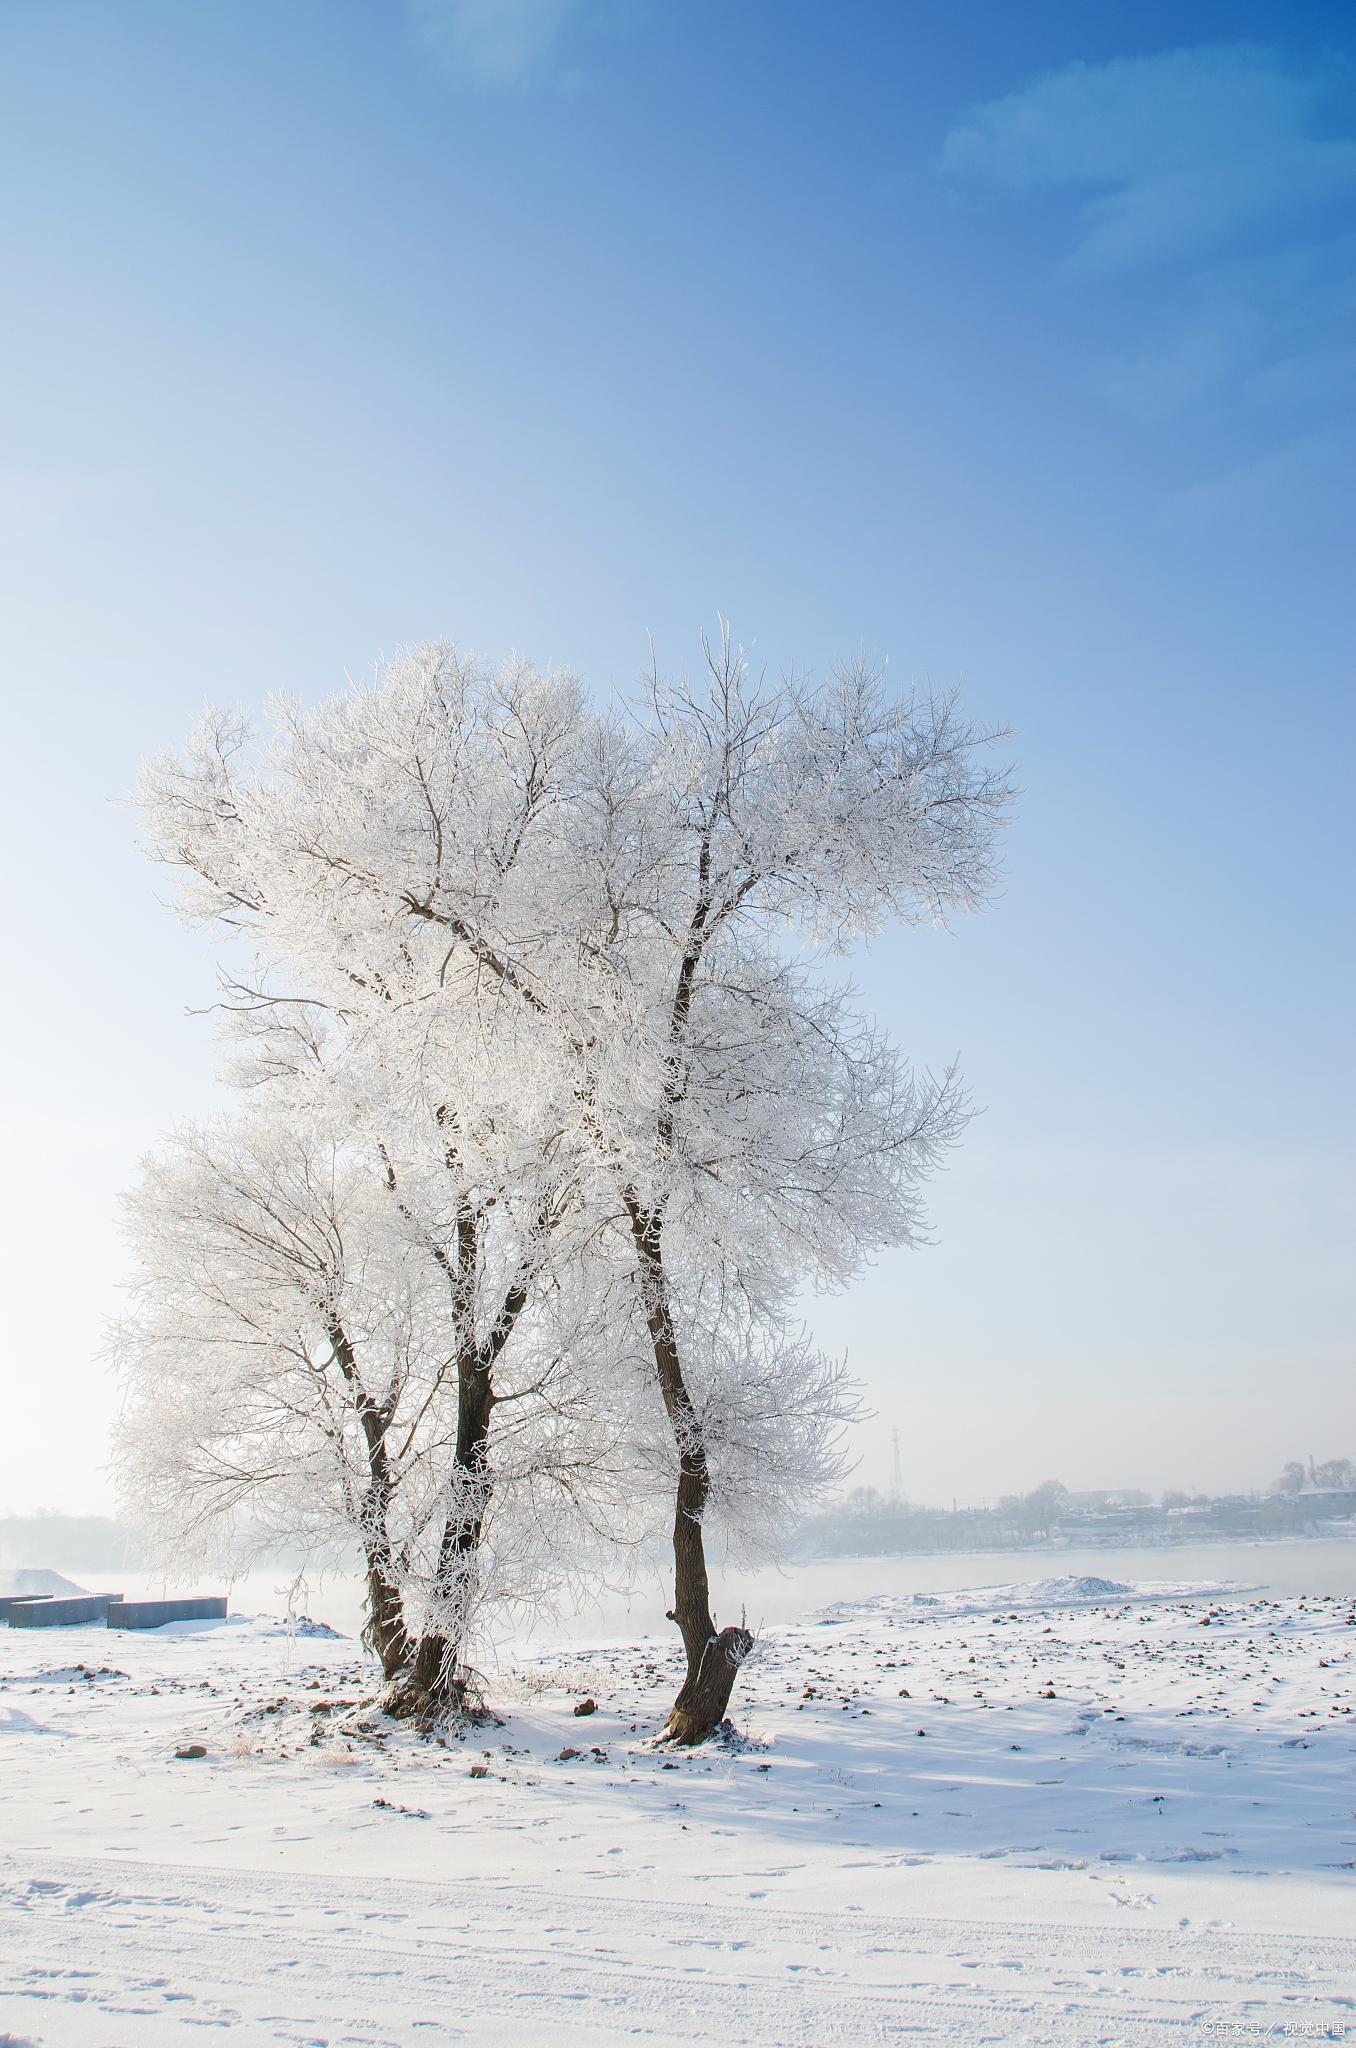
[[3, 1575, 1354, 2045]]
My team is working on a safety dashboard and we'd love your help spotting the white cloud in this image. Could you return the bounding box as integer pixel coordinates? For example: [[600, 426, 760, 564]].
[[405, 0, 598, 89], [940, 43, 1356, 272]]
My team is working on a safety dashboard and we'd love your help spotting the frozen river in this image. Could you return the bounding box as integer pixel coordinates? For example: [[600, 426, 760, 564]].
[[77, 1533, 1356, 1652]]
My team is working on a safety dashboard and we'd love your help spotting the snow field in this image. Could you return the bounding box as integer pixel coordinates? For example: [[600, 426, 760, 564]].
[[2, 1578, 1354, 2044]]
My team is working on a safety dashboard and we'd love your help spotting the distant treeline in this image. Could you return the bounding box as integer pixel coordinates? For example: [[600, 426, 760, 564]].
[[803, 1463, 1356, 1559], [11, 1460, 1354, 1575]]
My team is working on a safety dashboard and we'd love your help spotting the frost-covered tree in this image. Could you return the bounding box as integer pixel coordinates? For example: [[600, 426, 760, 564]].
[[549, 630, 1011, 1735], [128, 660, 652, 1720], [133, 631, 1010, 1740], [111, 1112, 636, 1722]]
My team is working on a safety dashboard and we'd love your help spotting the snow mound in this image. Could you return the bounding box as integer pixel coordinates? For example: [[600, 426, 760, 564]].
[[217, 1613, 346, 1640], [816, 1575, 1249, 1624], [1022, 1575, 1135, 1602], [236, 1613, 346, 1638], [0, 1568, 86, 1597]]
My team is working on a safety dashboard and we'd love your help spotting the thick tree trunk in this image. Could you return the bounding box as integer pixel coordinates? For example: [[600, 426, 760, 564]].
[[666, 1622, 756, 1745], [372, 1157, 547, 1726], [624, 1194, 754, 1743], [382, 1334, 495, 1726], [332, 1191, 536, 1725], [664, 1453, 754, 1743], [379, 1637, 482, 1725]]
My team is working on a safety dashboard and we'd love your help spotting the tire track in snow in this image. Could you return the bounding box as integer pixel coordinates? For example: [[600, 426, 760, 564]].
[[1, 1854, 1352, 2046]]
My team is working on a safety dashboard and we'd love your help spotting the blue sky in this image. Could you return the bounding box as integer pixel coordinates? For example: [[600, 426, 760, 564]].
[[1, 0, 1351, 1515]]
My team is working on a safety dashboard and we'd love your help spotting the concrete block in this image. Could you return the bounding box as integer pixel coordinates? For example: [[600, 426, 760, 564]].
[[107, 1596, 228, 1630], [8, 1595, 122, 1627], [0, 1594, 54, 1622]]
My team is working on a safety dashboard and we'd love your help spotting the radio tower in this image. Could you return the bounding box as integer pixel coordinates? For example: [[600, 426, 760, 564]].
[[890, 1427, 903, 1505]]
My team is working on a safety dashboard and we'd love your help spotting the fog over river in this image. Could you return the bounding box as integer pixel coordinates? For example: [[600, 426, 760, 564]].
[[75, 1536, 1356, 1660]]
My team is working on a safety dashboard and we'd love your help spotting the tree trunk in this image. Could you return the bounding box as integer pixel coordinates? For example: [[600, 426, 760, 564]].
[[378, 1183, 542, 1727], [363, 1549, 411, 1680], [624, 1194, 754, 1743], [382, 1336, 495, 1727], [379, 1635, 481, 1725], [664, 1443, 754, 1741], [327, 1313, 413, 1683]]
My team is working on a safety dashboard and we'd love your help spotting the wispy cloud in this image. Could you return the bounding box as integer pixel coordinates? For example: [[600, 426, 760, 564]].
[[938, 42, 1356, 451], [1161, 422, 1351, 540], [940, 43, 1356, 273], [405, 0, 605, 90], [1098, 233, 1356, 421]]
